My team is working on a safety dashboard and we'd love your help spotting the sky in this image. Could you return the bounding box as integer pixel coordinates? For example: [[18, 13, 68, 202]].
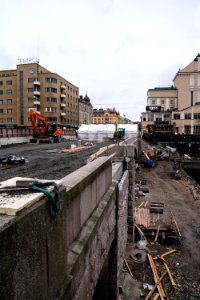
[[1, 0, 200, 121]]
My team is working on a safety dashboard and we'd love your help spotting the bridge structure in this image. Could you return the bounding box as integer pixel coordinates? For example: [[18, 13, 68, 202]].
[[0, 136, 141, 300]]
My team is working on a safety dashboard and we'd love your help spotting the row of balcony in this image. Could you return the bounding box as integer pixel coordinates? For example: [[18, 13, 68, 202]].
[[33, 109, 67, 117], [33, 80, 67, 90], [33, 91, 67, 99], [33, 101, 66, 108], [33, 81, 67, 118], [33, 91, 67, 97]]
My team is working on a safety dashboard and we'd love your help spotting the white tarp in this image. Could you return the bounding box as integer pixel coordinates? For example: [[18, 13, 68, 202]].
[[118, 124, 138, 138], [77, 124, 115, 141], [77, 123, 138, 141]]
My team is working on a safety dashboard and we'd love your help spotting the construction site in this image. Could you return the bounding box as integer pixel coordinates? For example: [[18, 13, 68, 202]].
[[1, 137, 200, 300], [122, 141, 200, 300]]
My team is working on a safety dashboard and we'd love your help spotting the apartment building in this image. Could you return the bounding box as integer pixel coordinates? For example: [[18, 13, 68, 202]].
[[172, 54, 200, 134], [141, 53, 200, 135], [141, 86, 178, 133], [92, 108, 120, 125], [0, 59, 79, 129], [79, 94, 93, 125]]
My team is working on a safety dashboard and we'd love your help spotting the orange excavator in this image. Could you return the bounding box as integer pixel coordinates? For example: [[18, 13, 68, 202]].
[[29, 109, 63, 143]]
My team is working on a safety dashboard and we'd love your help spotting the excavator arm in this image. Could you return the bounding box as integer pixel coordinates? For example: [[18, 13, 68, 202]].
[[29, 109, 49, 135], [29, 109, 63, 142]]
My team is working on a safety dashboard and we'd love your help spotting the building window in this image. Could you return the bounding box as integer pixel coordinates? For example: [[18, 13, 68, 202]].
[[28, 78, 36, 83], [7, 109, 12, 113], [45, 78, 57, 83], [0, 90, 3, 95], [6, 80, 12, 86], [0, 100, 3, 104], [45, 97, 57, 102], [148, 114, 154, 121], [28, 98, 35, 103], [173, 113, 180, 119], [185, 125, 191, 134], [152, 99, 156, 104], [7, 99, 12, 104], [45, 107, 57, 112], [164, 113, 170, 119], [170, 99, 174, 104], [45, 87, 57, 93], [7, 118, 13, 123], [161, 100, 165, 104], [46, 117, 58, 122], [194, 126, 200, 134], [194, 113, 200, 119], [185, 113, 191, 119], [0, 81, 3, 86], [0, 109, 3, 113], [28, 88, 35, 93], [191, 91, 193, 106], [6, 89, 12, 95], [0, 118, 3, 123]]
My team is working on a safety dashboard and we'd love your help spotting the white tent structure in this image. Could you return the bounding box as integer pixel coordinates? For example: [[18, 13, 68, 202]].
[[77, 123, 138, 141], [118, 124, 138, 139], [77, 124, 116, 141]]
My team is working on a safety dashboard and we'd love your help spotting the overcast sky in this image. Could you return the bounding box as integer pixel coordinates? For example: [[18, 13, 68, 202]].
[[1, 0, 200, 121]]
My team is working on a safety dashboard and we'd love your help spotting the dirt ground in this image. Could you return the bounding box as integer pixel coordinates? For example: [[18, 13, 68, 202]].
[[125, 155, 200, 299], [0, 140, 110, 182]]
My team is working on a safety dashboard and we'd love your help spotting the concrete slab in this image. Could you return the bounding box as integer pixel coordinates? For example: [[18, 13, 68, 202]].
[[0, 177, 62, 216]]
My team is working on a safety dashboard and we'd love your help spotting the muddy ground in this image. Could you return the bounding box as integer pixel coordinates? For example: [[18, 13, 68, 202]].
[[126, 157, 200, 300], [0, 140, 110, 182]]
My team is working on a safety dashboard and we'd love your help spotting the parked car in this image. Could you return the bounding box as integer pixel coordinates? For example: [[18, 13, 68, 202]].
[[0, 155, 25, 165]]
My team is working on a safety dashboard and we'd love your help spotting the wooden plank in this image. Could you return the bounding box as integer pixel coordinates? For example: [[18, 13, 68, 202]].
[[190, 186, 198, 200], [154, 225, 161, 242], [145, 270, 167, 300], [147, 254, 165, 300], [124, 259, 134, 278], [138, 201, 145, 208], [170, 211, 181, 237]]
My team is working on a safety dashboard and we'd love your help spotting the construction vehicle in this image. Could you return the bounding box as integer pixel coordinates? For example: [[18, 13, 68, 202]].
[[29, 109, 63, 143], [141, 150, 155, 168], [113, 125, 125, 141]]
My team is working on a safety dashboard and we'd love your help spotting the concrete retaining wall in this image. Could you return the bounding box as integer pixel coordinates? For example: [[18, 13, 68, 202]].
[[0, 156, 129, 300], [62, 157, 112, 248], [0, 136, 31, 146]]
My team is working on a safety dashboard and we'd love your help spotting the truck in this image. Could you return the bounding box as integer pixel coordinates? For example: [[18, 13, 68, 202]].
[[29, 109, 63, 143]]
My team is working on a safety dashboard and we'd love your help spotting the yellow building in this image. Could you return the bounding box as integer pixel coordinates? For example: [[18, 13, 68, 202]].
[[141, 53, 200, 135], [172, 54, 200, 134], [0, 59, 79, 129], [92, 108, 120, 125]]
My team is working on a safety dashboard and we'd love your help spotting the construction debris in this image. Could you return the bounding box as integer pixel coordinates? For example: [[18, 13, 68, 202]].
[[150, 202, 164, 214], [62, 145, 92, 153], [147, 254, 166, 300]]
